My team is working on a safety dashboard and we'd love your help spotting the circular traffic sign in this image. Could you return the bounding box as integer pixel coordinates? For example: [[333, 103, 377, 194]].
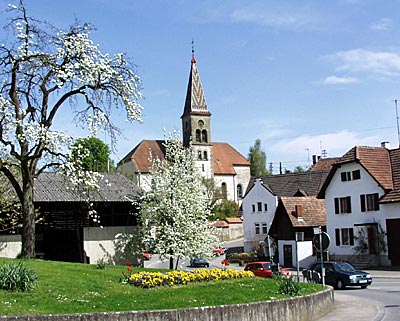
[[313, 232, 330, 252]]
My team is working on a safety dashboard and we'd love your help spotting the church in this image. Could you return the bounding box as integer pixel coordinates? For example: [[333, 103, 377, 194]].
[[117, 51, 250, 204]]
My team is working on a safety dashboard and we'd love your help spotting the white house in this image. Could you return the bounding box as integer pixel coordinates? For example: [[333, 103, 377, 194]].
[[242, 170, 329, 257], [318, 144, 400, 267], [242, 178, 278, 253]]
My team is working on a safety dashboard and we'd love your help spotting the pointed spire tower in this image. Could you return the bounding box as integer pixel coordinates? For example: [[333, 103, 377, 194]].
[[181, 46, 213, 177]]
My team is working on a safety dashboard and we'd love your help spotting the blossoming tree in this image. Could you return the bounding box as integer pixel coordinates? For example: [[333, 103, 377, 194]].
[[0, 1, 143, 258], [140, 131, 219, 269]]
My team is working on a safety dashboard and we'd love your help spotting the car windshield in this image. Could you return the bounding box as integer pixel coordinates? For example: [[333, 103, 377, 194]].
[[335, 262, 356, 272], [262, 263, 271, 270]]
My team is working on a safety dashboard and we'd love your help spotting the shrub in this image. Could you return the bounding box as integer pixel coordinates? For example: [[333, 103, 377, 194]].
[[0, 261, 38, 292], [277, 277, 301, 296], [226, 252, 256, 264], [95, 258, 107, 270]]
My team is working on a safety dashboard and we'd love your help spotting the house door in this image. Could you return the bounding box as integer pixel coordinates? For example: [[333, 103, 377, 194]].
[[386, 219, 400, 266], [283, 245, 293, 267], [367, 226, 377, 254]]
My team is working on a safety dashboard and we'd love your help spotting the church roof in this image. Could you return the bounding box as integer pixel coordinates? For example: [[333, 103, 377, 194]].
[[118, 140, 249, 175], [213, 142, 250, 175], [181, 52, 211, 118]]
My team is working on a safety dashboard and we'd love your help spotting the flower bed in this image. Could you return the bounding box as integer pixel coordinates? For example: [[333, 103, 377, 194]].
[[122, 268, 254, 289]]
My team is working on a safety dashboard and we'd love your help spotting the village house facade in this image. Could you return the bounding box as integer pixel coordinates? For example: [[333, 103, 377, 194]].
[[318, 144, 400, 267]]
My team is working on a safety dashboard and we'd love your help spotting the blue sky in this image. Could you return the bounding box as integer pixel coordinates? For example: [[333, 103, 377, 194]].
[[3, 0, 400, 173]]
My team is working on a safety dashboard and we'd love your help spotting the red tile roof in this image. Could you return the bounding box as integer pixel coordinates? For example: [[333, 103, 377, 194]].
[[310, 157, 340, 171], [280, 196, 326, 227], [213, 142, 250, 175], [224, 217, 243, 224], [119, 140, 249, 175]]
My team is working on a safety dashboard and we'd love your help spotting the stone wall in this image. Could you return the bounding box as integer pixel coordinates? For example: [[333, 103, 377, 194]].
[[0, 288, 334, 321]]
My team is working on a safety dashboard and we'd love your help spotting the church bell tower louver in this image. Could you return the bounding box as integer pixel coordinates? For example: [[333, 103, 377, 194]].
[[181, 48, 213, 178]]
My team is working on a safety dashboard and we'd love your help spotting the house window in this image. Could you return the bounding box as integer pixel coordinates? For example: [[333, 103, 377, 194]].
[[257, 202, 262, 212], [264, 203, 268, 212], [255, 223, 260, 235], [341, 170, 361, 181], [334, 196, 352, 214], [335, 228, 354, 246], [352, 170, 361, 180], [237, 184, 243, 199], [262, 223, 268, 234], [295, 232, 304, 241], [252, 204, 256, 212], [360, 193, 379, 212], [341, 172, 351, 182]]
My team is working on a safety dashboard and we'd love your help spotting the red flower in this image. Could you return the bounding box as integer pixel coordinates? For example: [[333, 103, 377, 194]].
[[221, 259, 230, 266], [125, 261, 131, 266], [127, 267, 133, 273]]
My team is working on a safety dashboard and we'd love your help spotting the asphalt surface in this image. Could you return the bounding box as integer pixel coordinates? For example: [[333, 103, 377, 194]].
[[316, 268, 400, 321]]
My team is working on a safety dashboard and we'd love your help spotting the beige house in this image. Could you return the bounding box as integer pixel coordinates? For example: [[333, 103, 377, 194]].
[[118, 51, 250, 204]]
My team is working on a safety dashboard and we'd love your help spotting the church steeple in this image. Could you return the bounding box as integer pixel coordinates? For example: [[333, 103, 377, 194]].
[[181, 48, 212, 148]]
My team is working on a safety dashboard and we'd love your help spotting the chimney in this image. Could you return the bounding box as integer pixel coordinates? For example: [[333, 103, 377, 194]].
[[312, 155, 317, 165], [381, 141, 390, 149], [295, 205, 303, 221]]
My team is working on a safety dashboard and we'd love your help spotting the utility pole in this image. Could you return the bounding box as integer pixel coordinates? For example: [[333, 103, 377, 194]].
[[395, 99, 400, 147]]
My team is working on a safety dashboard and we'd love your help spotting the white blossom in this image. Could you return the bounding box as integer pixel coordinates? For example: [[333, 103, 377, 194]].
[[139, 131, 220, 265]]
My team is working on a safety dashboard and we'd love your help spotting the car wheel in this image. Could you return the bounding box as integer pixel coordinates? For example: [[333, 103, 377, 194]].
[[206, 263, 209, 268], [336, 279, 345, 290], [361, 285, 368, 289]]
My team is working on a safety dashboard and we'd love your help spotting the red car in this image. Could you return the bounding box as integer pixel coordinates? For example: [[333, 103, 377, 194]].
[[244, 262, 292, 278], [213, 247, 226, 256]]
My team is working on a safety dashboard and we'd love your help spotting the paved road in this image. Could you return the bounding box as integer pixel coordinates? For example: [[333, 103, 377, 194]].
[[316, 270, 400, 321]]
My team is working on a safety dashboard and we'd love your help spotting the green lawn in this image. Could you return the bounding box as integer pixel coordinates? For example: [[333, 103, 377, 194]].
[[0, 258, 323, 316]]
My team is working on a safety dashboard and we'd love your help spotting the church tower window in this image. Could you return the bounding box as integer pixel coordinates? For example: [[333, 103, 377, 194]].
[[195, 129, 201, 142], [203, 151, 208, 160], [202, 129, 208, 143], [198, 151, 202, 160]]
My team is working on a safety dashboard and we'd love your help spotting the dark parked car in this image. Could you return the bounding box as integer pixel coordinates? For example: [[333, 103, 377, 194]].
[[190, 257, 210, 267], [302, 261, 372, 289], [244, 262, 292, 278]]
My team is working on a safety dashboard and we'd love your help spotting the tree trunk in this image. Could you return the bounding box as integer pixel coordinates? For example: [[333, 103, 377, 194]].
[[21, 177, 35, 258], [169, 257, 174, 270]]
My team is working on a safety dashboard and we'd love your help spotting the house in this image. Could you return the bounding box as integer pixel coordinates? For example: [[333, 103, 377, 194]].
[[0, 172, 143, 265], [242, 170, 329, 266], [318, 144, 400, 267], [117, 51, 251, 204], [269, 196, 326, 268]]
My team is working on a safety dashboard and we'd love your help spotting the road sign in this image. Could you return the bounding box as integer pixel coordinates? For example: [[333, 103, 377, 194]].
[[313, 231, 330, 252]]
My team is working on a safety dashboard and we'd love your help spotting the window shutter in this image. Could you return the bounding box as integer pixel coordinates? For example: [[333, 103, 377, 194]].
[[341, 172, 347, 181], [349, 228, 354, 246], [334, 198, 339, 214], [335, 229, 340, 246], [360, 194, 366, 212], [347, 196, 352, 213], [374, 193, 380, 211]]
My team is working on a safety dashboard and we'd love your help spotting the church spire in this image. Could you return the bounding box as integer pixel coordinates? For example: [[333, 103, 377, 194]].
[[181, 45, 210, 119]]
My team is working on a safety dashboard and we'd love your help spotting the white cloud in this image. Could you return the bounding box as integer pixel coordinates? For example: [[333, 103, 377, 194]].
[[327, 49, 400, 79], [370, 18, 392, 31], [229, 4, 318, 30], [269, 130, 379, 160], [322, 75, 359, 85]]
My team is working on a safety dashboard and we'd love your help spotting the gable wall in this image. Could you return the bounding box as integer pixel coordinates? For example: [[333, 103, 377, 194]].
[[242, 180, 278, 252], [325, 162, 386, 257]]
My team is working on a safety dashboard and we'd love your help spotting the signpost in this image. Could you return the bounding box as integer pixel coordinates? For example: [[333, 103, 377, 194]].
[[313, 226, 330, 286]]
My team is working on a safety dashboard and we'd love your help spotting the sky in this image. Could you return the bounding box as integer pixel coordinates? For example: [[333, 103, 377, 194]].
[[2, 0, 400, 173]]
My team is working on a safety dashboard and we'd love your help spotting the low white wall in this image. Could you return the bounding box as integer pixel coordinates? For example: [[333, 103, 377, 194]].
[[0, 234, 21, 258], [278, 240, 314, 268], [83, 226, 138, 265]]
